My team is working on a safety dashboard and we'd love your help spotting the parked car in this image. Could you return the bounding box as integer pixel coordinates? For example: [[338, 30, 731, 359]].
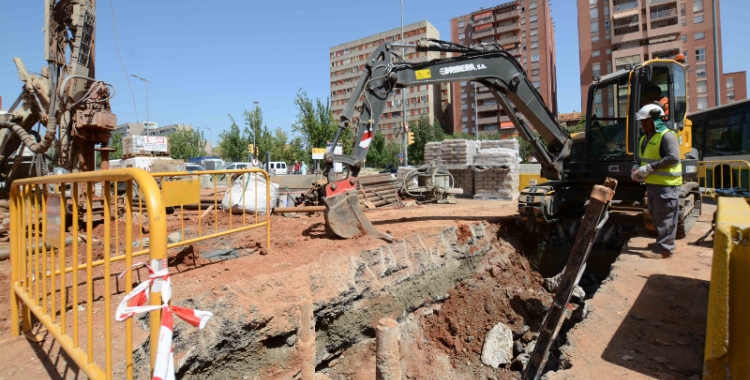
[[185, 163, 205, 172], [224, 162, 252, 171], [267, 161, 288, 175]]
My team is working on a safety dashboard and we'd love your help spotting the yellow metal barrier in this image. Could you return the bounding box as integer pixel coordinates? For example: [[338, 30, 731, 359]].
[[9, 168, 168, 380], [704, 197, 750, 379], [697, 160, 750, 200], [147, 168, 272, 253]]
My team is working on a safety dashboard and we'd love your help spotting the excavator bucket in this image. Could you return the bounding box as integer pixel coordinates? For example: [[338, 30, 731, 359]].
[[324, 188, 394, 242]]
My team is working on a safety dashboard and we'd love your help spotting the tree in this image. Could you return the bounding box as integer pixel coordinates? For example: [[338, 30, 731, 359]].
[[108, 132, 123, 160], [169, 128, 207, 160], [218, 115, 248, 162], [408, 117, 447, 165], [366, 132, 386, 168], [292, 89, 338, 152]]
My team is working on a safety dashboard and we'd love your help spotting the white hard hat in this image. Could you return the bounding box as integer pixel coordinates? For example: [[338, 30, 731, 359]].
[[636, 103, 665, 120]]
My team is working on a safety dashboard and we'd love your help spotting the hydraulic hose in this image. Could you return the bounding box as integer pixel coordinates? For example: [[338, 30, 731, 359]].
[[0, 121, 55, 154]]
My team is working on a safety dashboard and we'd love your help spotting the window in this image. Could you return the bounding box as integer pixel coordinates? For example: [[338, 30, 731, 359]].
[[694, 15, 704, 23], [693, 0, 703, 12], [531, 28, 538, 36], [604, 4, 609, 15], [592, 35, 600, 43], [604, 20, 610, 31], [593, 62, 601, 77], [532, 54, 540, 62], [682, 50, 689, 63], [531, 41, 539, 49], [459, 33, 465, 39], [591, 21, 599, 33], [696, 65, 706, 78], [681, 35, 687, 42], [726, 77, 735, 88], [530, 1, 537, 9], [605, 48, 611, 55], [590, 8, 598, 19], [695, 48, 706, 61], [594, 93, 602, 104], [695, 32, 705, 40], [592, 50, 601, 57], [697, 97, 708, 110], [727, 90, 735, 101], [532, 80, 541, 88], [606, 60, 611, 73], [697, 80, 707, 94], [530, 15, 538, 22], [532, 68, 540, 76], [589, 0, 597, 4], [459, 21, 465, 28]]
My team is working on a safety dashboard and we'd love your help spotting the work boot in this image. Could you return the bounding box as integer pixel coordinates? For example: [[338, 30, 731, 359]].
[[639, 251, 663, 259]]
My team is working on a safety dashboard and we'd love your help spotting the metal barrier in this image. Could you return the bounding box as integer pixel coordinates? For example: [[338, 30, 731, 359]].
[[8, 167, 272, 378], [697, 160, 750, 200], [147, 168, 272, 253], [704, 197, 750, 379], [9, 168, 167, 379]]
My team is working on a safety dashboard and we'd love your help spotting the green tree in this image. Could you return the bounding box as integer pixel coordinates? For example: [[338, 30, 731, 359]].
[[169, 128, 207, 160], [366, 132, 386, 167], [409, 117, 447, 165], [108, 132, 123, 160], [292, 89, 338, 152], [218, 115, 247, 162]]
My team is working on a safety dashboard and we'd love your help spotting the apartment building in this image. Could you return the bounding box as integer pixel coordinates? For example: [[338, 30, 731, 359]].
[[329, 21, 444, 142], [578, 0, 746, 114], [450, 1, 558, 137]]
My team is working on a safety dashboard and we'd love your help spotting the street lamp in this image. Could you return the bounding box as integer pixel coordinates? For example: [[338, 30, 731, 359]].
[[252, 101, 259, 156], [400, 0, 408, 166], [205, 127, 212, 156], [131, 74, 151, 126]]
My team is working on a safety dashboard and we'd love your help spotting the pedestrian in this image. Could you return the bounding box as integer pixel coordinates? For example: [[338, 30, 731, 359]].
[[294, 160, 300, 175], [300, 161, 308, 175], [631, 103, 681, 259]]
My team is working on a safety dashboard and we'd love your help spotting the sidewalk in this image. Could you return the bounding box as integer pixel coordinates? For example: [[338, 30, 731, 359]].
[[547, 204, 715, 380]]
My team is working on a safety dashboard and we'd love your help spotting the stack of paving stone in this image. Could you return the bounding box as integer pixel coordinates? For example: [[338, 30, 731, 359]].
[[424, 142, 442, 163], [439, 139, 480, 165], [472, 139, 521, 200]]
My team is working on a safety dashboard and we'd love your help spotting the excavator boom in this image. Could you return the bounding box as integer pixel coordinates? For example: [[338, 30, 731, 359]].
[[323, 39, 571, 240]]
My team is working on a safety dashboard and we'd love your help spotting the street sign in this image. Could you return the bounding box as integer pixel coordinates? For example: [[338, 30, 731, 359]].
[[398, 152, 403, 159], [312, 148, 326, 160]]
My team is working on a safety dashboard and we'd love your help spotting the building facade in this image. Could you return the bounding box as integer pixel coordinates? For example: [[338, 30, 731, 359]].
[[450, 1, 558, 137], [578, 0, 745, 114], [329, 21, 444, 142]]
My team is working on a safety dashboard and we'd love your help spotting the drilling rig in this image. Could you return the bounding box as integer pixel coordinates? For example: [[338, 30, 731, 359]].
[[0, 0, 116, 200]]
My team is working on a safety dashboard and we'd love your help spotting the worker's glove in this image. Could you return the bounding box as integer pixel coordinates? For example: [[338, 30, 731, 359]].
[[631, 164, 653, 182]]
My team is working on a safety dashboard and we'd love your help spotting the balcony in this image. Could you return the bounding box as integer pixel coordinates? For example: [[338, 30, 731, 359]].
[[613, 1, 639, 12], [612, 28, 644, 44], [478, 116, 499, 125], [495, 9, 521, 22], [476, 91, 496, 101], [473, 27, 495, 40], [477, 104, 499, 112], [496, 23, 521, 35], [649, 8, 677, 21], [649, 22, 680, 35], [497, 35, 521, 47], [650, 0, 676, 5]]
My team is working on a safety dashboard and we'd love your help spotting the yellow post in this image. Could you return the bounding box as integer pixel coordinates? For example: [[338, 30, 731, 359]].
[[704, 197, 750, 379]]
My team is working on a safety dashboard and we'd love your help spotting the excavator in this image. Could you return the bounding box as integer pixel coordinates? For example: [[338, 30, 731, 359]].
[[0, 0, 116, 200], [321, 39, 700, 241]]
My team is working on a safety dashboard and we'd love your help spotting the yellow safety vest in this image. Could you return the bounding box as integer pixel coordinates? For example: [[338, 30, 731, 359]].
[[639, 130, 682, 186]]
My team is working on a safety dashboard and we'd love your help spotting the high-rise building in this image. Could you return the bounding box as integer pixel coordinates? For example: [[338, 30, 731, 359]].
[[578, 0, 746, 114], [329, 21, 444, 142], [450, 1, 558, 137]]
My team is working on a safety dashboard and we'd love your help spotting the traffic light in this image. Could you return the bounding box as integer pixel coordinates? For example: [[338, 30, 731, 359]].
[[407, 131, 415, 145], [248, 143, 254, 155]]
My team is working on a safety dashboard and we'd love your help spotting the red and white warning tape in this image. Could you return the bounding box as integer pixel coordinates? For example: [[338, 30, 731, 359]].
[[116, 260, 213, 380]]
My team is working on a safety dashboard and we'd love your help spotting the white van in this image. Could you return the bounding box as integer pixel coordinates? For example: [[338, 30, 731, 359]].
[[224, 162, 251, 171], [267, 162, 287, 175]]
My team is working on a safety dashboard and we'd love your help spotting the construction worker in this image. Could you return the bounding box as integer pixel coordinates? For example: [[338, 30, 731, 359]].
[[631, 103, 681, 259], [642, 84, 669, 116]]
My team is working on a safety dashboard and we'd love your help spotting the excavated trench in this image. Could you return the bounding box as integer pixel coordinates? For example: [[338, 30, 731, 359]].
[[140, 216, 633, 379]]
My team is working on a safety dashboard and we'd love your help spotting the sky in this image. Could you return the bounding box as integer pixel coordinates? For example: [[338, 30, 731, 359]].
[[1, 0, 747, 148]]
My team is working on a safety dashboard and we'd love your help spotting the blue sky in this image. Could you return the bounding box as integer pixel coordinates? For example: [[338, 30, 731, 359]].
[[1, 0, 747, 147]]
